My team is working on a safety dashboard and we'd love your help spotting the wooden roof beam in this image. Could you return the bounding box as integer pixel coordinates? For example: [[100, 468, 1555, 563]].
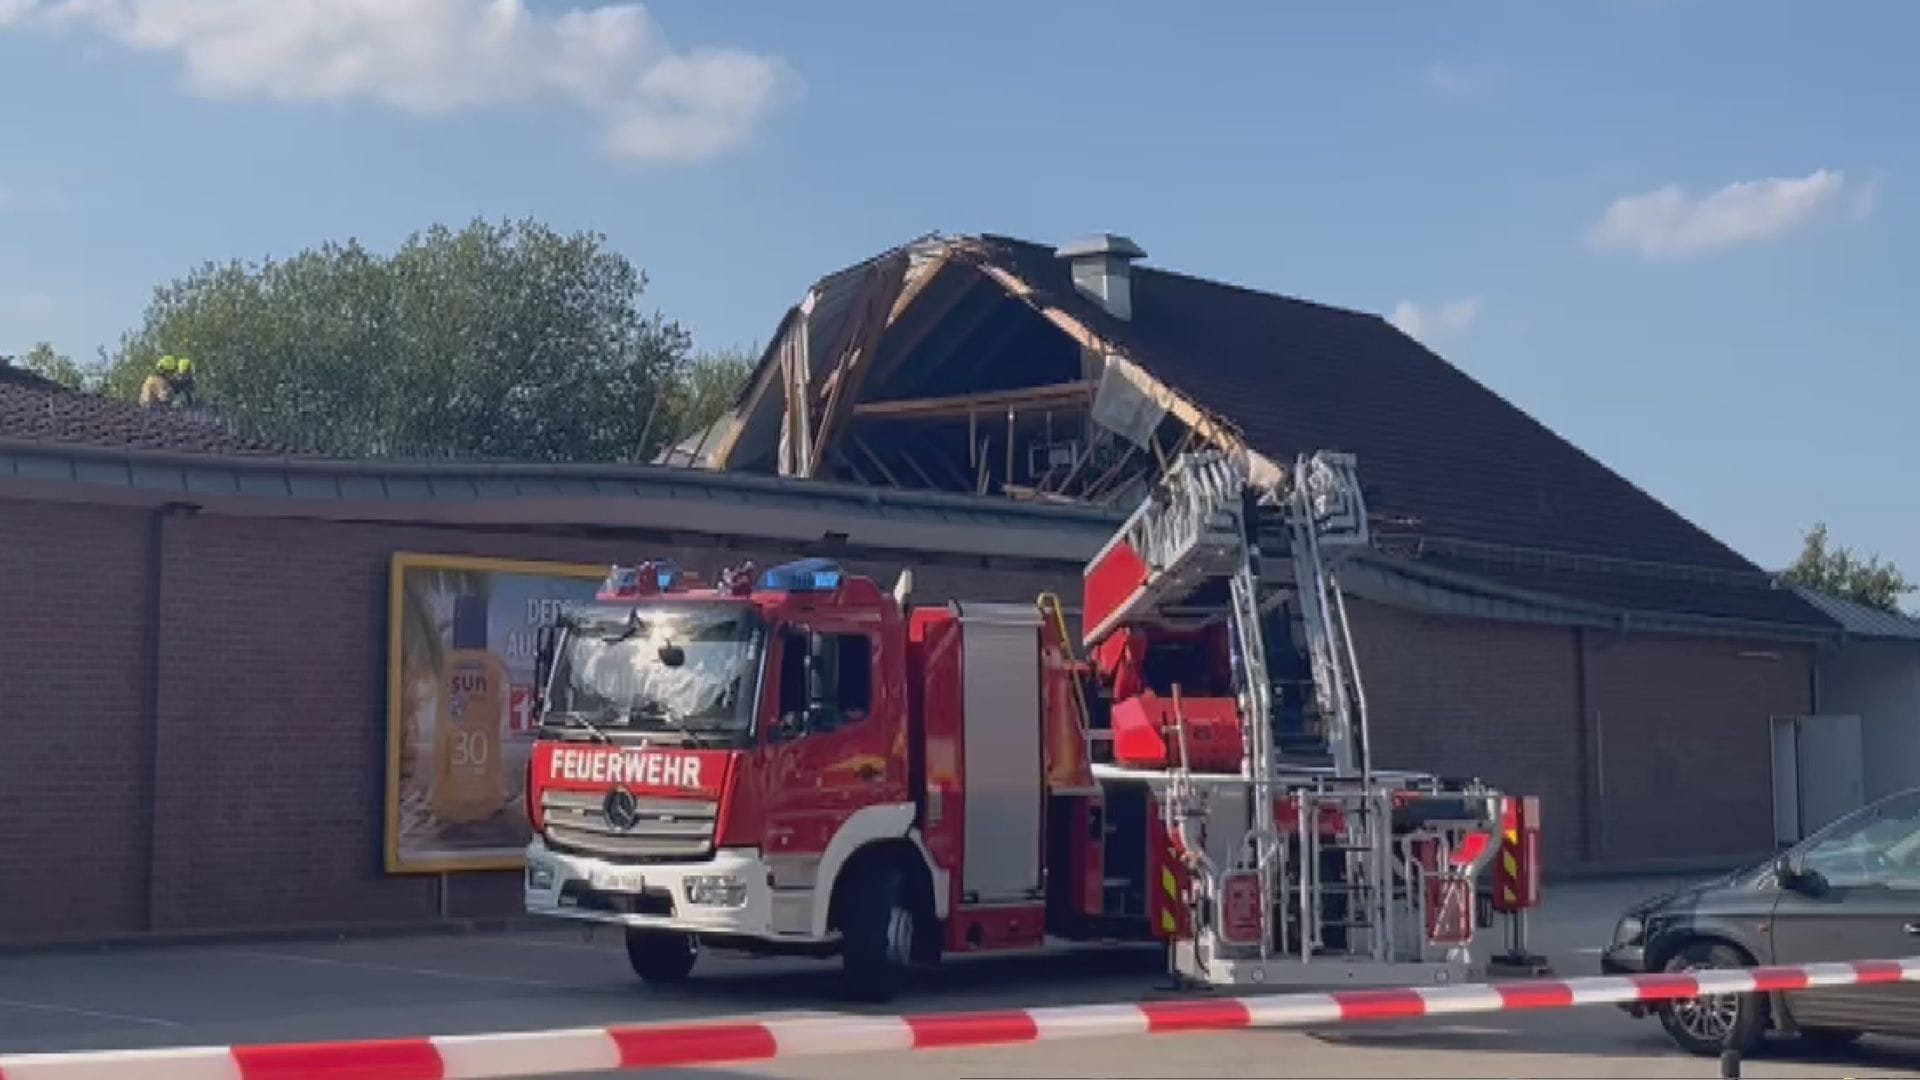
[[852, 380, 1097, 421], [951, 246, 1286, 491]]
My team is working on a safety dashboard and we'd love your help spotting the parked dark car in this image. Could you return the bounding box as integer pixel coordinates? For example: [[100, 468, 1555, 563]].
[[1601, 786, 1920, 1057]]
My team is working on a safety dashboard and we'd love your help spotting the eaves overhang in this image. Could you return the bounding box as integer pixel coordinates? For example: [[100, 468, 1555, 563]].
[[0, 436, 1125, 564], [1347, 550, 1845, 646]]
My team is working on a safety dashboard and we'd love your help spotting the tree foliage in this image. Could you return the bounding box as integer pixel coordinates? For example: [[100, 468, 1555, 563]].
[[658, 346, 754, 447], [11, 341, 102, 392], [98, 218, 700, 462], [1782, 522, 1913, 614]]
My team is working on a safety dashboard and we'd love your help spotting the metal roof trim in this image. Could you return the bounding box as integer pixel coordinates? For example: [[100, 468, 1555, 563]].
[[0, 436, 1126, 564], [1793, 586, 1920, 643], [1357, 550, 1845, 644]]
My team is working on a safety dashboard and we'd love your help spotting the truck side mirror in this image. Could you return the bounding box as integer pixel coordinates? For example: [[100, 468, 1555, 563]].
[[807, 633, 832, 708], [533, 625, 558, 717]]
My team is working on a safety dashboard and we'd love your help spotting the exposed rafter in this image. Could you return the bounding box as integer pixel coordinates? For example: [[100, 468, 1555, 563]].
[[944, 240, 1286, 490], [852, 381, 1096, 421]]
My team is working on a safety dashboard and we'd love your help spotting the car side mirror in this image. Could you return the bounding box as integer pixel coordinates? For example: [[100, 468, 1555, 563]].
[[1777, 853, 1830, 898]]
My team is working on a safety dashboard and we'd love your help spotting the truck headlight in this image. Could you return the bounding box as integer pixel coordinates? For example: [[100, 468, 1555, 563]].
[[527, 860, 556, 891], [685, 874, 747, 907], [1612, 915, 1644, 948]]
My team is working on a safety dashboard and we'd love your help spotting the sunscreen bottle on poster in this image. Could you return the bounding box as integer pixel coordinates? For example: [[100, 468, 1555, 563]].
[[433, 595, 508, 824]]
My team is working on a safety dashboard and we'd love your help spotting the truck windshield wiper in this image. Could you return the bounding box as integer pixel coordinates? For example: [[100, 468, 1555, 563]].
[[546, 709, 613, 743], [628, 701, 706, 747]]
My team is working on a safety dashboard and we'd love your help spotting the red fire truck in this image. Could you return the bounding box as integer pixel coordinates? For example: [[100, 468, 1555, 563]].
[[523, 449, 1521, 1000]]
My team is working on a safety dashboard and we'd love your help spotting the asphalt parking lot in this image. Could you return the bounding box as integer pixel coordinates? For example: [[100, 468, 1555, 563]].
[[2, 874, 1917, 1078]]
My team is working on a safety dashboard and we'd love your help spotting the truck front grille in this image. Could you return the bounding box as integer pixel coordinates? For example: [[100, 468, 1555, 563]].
[[540, 790, 718, 863]]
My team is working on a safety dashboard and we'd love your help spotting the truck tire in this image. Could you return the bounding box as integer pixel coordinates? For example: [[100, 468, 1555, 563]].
[[1655, 940, 1765, 1057], [625, 928, 697, 984], [839, 863, 916, 1003]]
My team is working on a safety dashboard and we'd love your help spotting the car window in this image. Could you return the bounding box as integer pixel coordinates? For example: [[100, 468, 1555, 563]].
[[1797, 791, 1920, 890]]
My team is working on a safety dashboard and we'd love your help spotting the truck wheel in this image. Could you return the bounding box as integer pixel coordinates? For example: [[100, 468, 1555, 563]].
[[1655, 941, 1765, 1057], [625, 928, 697, 984], [839, 863, 917, 1003]]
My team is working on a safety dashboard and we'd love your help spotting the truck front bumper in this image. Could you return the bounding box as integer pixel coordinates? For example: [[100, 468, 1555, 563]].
[[523, 839, 784, 941]]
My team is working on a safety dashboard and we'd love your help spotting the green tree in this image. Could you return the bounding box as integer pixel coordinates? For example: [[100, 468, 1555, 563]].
[[662, 346, 754, 443], [101, 218, 693, 462], [1782, 522, 1913, 614], [12, 341, 101, 392]]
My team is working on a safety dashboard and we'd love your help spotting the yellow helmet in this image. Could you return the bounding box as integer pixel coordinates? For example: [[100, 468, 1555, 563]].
[[155, 355, 180, 376], [174, 356, 194, 376]]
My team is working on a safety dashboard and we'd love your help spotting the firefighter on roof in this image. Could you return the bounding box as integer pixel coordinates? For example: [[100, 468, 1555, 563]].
[[138, 354, 197, 408]]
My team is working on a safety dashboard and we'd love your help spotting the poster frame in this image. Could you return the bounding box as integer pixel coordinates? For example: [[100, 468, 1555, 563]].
[[383, 550, 610, 875]]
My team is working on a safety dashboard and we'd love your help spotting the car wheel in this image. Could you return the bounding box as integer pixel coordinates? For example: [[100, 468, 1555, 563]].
[[1655, 941, 1766, 1058], [625, 928, 698, 984]]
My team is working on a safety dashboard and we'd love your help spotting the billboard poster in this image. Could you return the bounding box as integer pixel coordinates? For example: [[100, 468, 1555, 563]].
[[384, 552, 609, 873]]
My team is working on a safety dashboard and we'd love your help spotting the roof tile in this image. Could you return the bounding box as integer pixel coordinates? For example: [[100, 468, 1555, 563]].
[[0, 367, 300, 456]]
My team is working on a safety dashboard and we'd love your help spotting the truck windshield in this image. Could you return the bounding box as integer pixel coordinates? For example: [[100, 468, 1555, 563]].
[[544, 603, 765, 745]]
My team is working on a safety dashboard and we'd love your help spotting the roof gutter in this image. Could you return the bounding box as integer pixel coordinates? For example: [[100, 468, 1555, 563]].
[[0, 435, 1127, 565], [1353, 549, 1844, 646]]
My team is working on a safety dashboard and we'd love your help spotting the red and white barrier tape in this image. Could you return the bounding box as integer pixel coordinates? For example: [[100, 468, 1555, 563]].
[[3, 958, 1916, 1079]]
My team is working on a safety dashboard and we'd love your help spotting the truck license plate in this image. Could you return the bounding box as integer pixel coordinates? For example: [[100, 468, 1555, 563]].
[[590, 867, 646, 893]]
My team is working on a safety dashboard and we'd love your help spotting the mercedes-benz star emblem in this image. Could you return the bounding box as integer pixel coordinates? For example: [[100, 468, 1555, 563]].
[[602, 787, 640, 831]]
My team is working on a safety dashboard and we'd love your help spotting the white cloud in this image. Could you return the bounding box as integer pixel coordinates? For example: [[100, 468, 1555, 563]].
[[1587, 169, 1850, 258], [1424, 62, 1492, 97], [1389, 296, 1481, 345], [6, 0, 795, 162]]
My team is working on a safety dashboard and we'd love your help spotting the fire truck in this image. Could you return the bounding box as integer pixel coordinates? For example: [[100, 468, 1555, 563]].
[[521, 448, 1519, 1001]]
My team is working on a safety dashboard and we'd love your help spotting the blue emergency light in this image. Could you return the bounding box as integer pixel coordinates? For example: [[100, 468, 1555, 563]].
[[757, 557, 843, 593], [649, 560, 685, 590]]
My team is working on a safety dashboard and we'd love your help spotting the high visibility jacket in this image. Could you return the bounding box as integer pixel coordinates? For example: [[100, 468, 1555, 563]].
[[139, 373, 173, 407]]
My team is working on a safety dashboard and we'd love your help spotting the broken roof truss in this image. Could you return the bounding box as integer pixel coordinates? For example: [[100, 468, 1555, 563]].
[[675, 234, 1283, 510]]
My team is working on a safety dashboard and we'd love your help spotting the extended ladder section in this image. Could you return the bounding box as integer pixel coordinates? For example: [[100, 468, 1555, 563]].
[[1081, 448, 1372, 775], [1079, 448, 1506, 989]]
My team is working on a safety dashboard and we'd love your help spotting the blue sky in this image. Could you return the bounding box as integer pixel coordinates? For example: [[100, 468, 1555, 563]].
[[1, 1, 1913, 594]]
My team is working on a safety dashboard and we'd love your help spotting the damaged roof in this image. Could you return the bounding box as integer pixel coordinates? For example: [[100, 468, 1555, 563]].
[[0, 365, 300, 456], [716, 231, 1833, 632], [965, 234, 1829, 629]]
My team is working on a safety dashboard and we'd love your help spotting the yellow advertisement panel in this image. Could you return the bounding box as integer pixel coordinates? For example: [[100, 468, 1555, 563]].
[[384, 552, 609, 873]]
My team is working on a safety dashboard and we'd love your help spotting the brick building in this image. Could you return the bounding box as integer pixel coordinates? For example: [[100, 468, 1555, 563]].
[[685, 231, 1848, 878], [0, 364, 1112, 942], [0, 225, 1851, 942]]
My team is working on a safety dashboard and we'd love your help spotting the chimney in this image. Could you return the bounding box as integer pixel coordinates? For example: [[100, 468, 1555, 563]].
[[1055, 233, 1146, 321]]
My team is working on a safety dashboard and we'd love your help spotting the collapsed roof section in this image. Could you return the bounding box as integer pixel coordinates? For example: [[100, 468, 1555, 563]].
[[674, 232, 1835, 636], [684, 234, 1281, 516]]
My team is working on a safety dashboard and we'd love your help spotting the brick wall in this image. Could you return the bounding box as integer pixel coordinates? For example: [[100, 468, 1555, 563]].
[[0, 500, 151, 938], [144, 511, 1082, 933], [1585, 632, 1811, 866], [1353, 599, 1813, 874], [1348, 600, 1587, 870], [0, 490, 1817, 941]]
